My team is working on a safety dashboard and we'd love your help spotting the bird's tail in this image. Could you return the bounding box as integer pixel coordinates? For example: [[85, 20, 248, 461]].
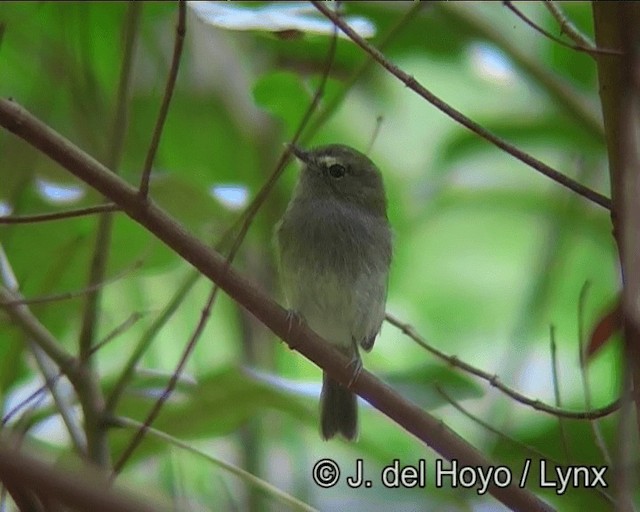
[[320, 372, 357, 441]]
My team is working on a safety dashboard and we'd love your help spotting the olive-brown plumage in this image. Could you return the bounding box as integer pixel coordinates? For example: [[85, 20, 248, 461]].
[[276, 144, 392, 440]]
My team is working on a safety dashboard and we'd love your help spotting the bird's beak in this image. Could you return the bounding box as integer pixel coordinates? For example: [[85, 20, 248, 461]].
[[286, 143, 311, 164]]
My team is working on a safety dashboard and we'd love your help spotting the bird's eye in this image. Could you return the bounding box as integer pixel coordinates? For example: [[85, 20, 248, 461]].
[[328, 164, 346, 179]]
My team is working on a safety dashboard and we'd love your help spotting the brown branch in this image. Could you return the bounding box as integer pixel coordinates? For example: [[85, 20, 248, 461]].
[[543, 1, 595, 49], [0, 246, 87, 453], [443, 2, 603, 140], [305, 2, 424, 140], [386, 313, 619, 420], [0, 439, 166, 512], [436, 385, 560, 466], [0, 285, 106, 470], [1, 313, 140, 428], [0, 99, 554, 512], [0, 203, 120, 224], [75, 3, 142, 466], [593, 4, 640, 510], [112, 285, 217, 476], [105, 271, 199, 414], [114, 21, 339, 477], [138, 1, 186, 198], [311, 1, 612, 211], [578, 282, 613, 467], [504, 1, 621, 58], [0, 259, 143, 307], [548, 326, 570, 463], [0, 287, 78, 373]]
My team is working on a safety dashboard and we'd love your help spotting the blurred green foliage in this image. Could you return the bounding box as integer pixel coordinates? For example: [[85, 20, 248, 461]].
[[0, 2, 625, 511]]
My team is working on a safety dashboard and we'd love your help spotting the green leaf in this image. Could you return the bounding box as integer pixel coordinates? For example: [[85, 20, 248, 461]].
[[252, 71, 309, 135]]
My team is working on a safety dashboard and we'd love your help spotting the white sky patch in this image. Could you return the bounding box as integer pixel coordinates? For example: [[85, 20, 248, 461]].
[[210, 184, 250, 211], [189, 2, 376, 39], [0, 200, 12, 217], [469, 43, 515, 84], [35, 178, 85, 204]]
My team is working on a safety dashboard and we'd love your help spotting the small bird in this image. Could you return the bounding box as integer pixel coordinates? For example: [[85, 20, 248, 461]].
[[276, 144, 392, 440]]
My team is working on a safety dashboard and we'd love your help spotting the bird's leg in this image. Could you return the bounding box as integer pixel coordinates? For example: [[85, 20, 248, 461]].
[[346, 337, 363, 389], [284, 309, 305, 349]]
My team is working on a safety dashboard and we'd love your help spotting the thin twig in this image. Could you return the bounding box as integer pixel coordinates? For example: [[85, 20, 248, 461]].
[[29, 341, 87, 454], [138, 1, 186, 198], [438, 383, 615, 505], [311, 1, 612, 211], [436, 385, 559, 464], [504, 1, 621, 58], [542, 1, 596, 49], [0, 439, 165, 512], [0, 287, 78, 373], [2, 312, 140, 427], [112, 15, 340, 478], [0, 98, 556, 511], [105, 270, 199, 413], [305, 1, 424, 140], [0, 259, 143, 307], [116, 416, 318, 512], [578, 282, 613, 466], [0, 285, 106, 467], [366, 115, 384, 155], [443, 2, 603, 140], [549, 325, 570, 463], [226, 20, 339, 262], [386, 312, 619, 420], [88, 312, 144, 356], [0, 246, 86, 454], [76, 3, 142, 466], [111, 285, 215, 476], [0, 203, 120, 224]]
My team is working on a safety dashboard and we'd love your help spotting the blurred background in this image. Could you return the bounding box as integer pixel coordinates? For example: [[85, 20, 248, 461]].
[[0, 2, 624, 510]]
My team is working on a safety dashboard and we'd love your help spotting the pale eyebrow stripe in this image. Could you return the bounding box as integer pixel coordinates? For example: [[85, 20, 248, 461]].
[[316, 155, 340, 168]]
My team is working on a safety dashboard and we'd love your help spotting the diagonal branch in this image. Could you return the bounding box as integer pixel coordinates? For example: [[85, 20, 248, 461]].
[[0, 203, 120, 224], [311, 1, 611, 211], [138, 1, 186, 198], [0, 98, 553, 512]]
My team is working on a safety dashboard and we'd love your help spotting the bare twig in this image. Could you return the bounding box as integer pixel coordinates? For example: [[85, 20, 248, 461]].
[[593, 4, 640, 508], [227, 20, 339, 263], [443, 2, 603, 140], [105, 270, 198, 413], [549, 326, 570, 463], [0, 287, 78, 374], [440, 383, 615, 506], [505, 1, 621, 58], [436, 385, 558, 464], [0, 259, 143, 307], [76, 3, 142, 466], [366, 115, 384, 155], [578, 282, 613, 466], [386, 312, 619, 420], [0, 203, 120, 224], [305, 2, 424, 139], [0, 439, 166, 512], [311, 1, 611, 210], [88, 312, 144, 356], [111, 285, 216, 475], [138, 1, 186, 198], [0, 285, 106, 469], [113, 16, 340, 478], [0, 246, 86, 454], [0, 98, 555, 512], [543, 1, 597, 49], [117, 417, 318, 512], [2, 312, 139, 428]]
